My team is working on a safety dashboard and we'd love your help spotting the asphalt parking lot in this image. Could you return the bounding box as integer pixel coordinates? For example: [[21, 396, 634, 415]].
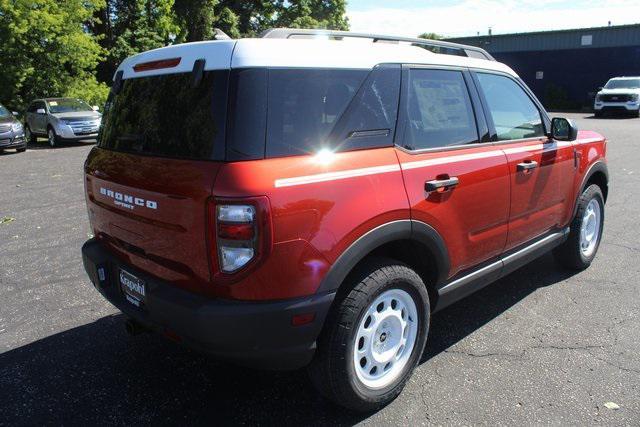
[[1, 113, 639, 425]]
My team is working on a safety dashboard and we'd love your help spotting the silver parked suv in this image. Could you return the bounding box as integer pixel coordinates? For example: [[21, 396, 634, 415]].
[[24, 98, 102, 147]]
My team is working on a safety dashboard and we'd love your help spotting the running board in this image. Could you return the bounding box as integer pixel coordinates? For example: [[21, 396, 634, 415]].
[[434, 228, 569, 312]]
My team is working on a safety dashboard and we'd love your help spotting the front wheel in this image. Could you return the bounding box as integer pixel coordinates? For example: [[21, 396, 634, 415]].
[[308, 259, 430, 412], [554, 184, 605, 269], [47, 128, 58, 147]]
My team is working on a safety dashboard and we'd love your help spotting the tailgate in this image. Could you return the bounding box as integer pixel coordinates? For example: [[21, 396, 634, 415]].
[[85, 148, 221, 294]]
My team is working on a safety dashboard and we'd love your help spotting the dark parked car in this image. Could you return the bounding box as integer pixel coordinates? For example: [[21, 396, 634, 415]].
[[0, 103, 26, 153], [24, 98, 102, 147]]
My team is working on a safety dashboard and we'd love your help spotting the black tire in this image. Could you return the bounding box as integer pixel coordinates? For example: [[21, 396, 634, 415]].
[[554, 184, 605, 270], [594, 111, 603, 118], [47, 127, 58, 147], [308, 258, 430, 412], [16, 147, 26, 153], [25, 125, 36, 143]]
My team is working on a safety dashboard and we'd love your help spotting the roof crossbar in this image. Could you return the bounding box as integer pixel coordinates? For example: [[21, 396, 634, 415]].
[[260, 28, 495, 61]]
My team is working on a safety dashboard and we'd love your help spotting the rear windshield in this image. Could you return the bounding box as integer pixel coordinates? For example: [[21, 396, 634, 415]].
[[99, 70, 228, 160]]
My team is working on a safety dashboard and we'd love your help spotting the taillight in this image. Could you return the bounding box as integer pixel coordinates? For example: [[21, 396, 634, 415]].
[[208, 197, 272, 281]]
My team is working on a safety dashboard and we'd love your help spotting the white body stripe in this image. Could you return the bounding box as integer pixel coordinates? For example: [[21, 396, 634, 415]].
[[273, 139, 592, 188], [400, 150, 504, 170], [274, 164, 400, 188]]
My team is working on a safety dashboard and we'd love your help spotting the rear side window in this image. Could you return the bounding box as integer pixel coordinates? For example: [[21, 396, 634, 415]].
[[475, 73, 544, 141], [402, 69, 478, 150], [99, 70, 229, 159], [266, 69, 367, 158], [329, 65, 401, 151]]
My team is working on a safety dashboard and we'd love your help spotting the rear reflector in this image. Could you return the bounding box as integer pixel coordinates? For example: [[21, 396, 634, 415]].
[[292, 313, 316, 326], [133, 57, 181, 72]]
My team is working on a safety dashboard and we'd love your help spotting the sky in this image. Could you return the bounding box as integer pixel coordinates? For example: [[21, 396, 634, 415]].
[[347, 0, 640, 38]]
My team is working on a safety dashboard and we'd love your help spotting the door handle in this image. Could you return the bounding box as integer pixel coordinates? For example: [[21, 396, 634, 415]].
[[425, 176, 459, 193], [516, 160, 538, 172]]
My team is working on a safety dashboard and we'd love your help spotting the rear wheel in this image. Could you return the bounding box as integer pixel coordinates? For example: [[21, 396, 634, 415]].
[[308, 259, 430, 412], [594, 111, 603, 118], [25, 125, 36, 143], [554, 184, 604, 269]]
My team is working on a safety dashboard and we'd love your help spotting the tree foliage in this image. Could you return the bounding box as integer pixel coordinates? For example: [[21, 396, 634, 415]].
[[0, 0, 350, 111], [0, 0, 109, 110], [418, 32, 443, 40]]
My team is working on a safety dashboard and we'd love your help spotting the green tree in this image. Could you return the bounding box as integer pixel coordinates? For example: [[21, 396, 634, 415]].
[[0, 0, 108, 110], [418, 32, 443, 40], [93, 0, 179, 85], [172, 0, 348, 42]]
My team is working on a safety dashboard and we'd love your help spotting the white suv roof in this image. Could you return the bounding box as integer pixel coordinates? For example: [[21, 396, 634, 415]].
[[608, 76, 640, 80], [116, 35, 517, 81]]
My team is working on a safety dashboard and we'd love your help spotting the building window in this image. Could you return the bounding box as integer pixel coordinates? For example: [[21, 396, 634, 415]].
[[581, 35, 593, 46]]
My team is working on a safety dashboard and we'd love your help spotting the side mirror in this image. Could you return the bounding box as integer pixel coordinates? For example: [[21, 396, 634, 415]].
[[12, 111, 19, 116], [551, 117, 578, 141], [92, 105, 99, 111], [36, 108, 46, 114]]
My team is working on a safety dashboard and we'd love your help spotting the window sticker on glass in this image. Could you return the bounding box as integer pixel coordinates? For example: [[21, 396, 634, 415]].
[[49, 101, 58, 106]]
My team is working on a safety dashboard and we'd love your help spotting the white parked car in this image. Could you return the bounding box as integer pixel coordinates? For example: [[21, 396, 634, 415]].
[[594, 77, 640, 117]]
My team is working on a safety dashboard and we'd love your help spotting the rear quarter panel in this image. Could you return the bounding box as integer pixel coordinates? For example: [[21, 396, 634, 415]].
[[212, 147, 409, 300]]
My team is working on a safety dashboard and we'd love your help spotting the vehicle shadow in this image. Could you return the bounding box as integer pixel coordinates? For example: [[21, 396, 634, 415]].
[[583, 114, 639, 120], [25, 139, 95, 150], [0, 254, 577, 425]]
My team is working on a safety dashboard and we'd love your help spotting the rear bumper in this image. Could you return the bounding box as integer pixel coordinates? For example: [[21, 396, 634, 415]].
[[81, 238, 334, 370]]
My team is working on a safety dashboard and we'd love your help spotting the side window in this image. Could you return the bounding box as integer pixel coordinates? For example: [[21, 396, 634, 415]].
[[475, 73, 544, 141], [227, 69, 267, 161], [27, 103, 37, 113], [266, 69, 367, 158], [401, 69, 478, 151], [329, 65, 401, 151]]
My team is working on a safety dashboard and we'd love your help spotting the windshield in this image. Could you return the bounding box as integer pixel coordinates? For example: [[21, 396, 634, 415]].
[[0, 104, 11, 118], [604, 79, 640, 89], [47, 99, 93, 114], [99, 70, 228, 160]]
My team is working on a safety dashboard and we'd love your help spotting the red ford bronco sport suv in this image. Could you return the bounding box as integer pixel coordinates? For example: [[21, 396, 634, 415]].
[[82, 29, 608, 411]]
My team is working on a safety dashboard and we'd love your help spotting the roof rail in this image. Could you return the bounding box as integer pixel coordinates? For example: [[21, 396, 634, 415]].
[[260, 28, 495, 61]]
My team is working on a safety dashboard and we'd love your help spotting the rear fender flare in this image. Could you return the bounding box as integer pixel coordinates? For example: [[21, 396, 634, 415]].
[[316, 220, 450, 294]]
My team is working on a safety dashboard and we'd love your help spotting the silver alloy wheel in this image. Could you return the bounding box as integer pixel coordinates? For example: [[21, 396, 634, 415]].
[[580, 198, 601, 257], [48, 129, 56, 147], [353, 288, 419, 390]]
